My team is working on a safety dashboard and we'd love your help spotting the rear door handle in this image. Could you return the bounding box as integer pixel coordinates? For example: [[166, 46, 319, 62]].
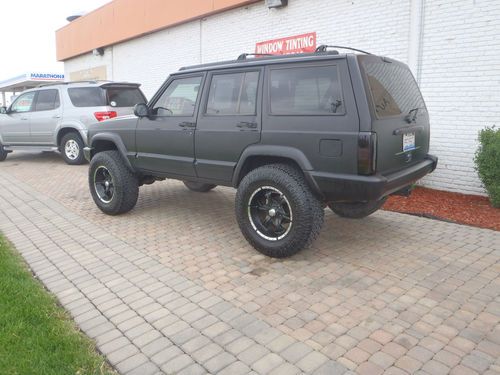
[[393, 125, 424, 135], [20, 117, 28, 120], [178, 121, 196, 128], [236, 121, 257, 129], [53, 114, 61, 119]]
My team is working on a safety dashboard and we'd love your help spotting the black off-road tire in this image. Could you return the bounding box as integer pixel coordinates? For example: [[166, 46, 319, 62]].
[[235, 164, 324, 258], [89, 151, 139, 215], [0, 143, 7, 162], [183, 181, 217, 192], [328, 197, 387, 219], [60, 132, 86, 165]]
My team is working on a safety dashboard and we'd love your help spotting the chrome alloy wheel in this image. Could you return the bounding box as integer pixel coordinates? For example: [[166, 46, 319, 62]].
[[94, 166, 115, 203], [64, 139, 80, 160], [247, 186, 293, 241]]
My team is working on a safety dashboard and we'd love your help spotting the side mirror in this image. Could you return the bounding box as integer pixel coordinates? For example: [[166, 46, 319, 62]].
[[134, 103, 149, 118], [0, 106, 7, 114]]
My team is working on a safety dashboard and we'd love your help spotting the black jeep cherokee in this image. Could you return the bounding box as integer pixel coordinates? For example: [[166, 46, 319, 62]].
[[84, 47, 437, 258]]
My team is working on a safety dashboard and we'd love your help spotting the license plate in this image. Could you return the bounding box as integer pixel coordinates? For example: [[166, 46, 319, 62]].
[[403, 132, 415, 152]]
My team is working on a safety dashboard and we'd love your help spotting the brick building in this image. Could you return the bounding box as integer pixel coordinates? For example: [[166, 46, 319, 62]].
[[56, 0, 500, 196]]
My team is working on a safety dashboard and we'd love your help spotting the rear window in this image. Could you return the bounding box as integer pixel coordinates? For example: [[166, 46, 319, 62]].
[[35, 89, 60, 111], [68, 86, 145, 108], [68, 88, 105, 107], [270, 65, 344, 115], [206, 71, 259, 116], [362, 60, 425, 118], [106, 87, 145, 107]]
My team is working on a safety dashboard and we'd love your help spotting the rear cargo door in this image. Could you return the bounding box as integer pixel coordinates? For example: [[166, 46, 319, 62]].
[[358, 55, 429, 174]]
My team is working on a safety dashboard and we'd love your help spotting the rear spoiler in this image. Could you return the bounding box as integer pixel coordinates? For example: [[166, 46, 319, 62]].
[[99, 82, 141, 88]]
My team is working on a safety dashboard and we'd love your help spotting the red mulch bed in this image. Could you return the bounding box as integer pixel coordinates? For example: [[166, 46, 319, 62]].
[[383, 187, 500, 231]]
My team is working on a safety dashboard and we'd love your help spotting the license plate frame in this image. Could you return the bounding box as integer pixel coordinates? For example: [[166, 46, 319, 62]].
[[402, 132, 416, 152]]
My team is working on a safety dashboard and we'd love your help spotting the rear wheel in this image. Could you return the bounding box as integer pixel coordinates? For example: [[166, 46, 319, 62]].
[[235, 164, 324, 258], [89, 151, 139, 215], [0, 142, 7, 162], [328, 197, 387, 219], [60, 132, 86, 165], [183, 181, 217, 192]]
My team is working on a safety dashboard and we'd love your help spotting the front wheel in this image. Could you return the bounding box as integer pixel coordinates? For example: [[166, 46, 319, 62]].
[[183, 181, 217, 192], [328, 197, 387, 219], [235, 164, 324, 258], [89, 151, 139, 215], [60, 132, 86, 165]]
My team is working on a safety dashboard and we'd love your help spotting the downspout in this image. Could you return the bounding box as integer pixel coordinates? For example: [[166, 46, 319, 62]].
[[408, 0, 424, 83]]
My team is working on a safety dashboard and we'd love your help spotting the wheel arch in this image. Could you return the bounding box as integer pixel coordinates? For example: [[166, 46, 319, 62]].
[[56, 123, 85, 147], [90, 133, 134, 172], [232, 145, 324, 199]]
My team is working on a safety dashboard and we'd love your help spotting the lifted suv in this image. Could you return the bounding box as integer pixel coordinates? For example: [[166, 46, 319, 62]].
[[85, 48, 437, 258], [0, 81, 146, 164]]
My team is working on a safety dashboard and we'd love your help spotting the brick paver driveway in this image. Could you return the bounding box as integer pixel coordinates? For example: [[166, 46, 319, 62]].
[[0, 152, 499, 375]]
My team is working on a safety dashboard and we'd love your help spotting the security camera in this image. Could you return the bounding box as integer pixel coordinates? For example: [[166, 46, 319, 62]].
[[267, 0, 288, 8], [92, 48, 104, 56]]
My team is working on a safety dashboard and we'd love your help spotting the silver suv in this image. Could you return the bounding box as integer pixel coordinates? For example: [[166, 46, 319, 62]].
[[0, 81, 146, 164]]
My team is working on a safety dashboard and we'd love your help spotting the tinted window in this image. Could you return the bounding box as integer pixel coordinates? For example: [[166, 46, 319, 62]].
[[206, 71, 259, 115], [68, 87, 105, 107], [106, 87, 145, 107], [362, 61, 425, 118], [270, 65, 344, 115], [35, 89, 60, 111], [153, 76, 202, 116], [11, 92, 36, 112]]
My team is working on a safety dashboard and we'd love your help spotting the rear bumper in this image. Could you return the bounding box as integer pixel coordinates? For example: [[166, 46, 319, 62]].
[[310, 154, 438, 202]]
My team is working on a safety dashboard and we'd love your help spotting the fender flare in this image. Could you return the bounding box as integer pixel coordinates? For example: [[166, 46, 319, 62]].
[[231, 144, 323, 198], [55, 122, 87, 145], [90, 132, 134, 172]]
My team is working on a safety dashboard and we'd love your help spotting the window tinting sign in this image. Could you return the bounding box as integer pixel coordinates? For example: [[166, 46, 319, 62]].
[[255, 32, 316, 55]]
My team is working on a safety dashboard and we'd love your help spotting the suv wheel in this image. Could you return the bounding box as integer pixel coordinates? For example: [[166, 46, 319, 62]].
[[328, 197, 387, 219], [89, 151, 139, 215], [0, 142, 7, 162], [183, 181, 217, 192], [61, 132, 85, 165], [235, 164, 324, 258]]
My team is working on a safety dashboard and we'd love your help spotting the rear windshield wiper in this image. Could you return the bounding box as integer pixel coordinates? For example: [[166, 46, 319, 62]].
[[405, 107, 421, 123]]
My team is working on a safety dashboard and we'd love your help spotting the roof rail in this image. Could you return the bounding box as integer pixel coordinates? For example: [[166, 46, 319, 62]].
[[237, 53, 274, 61], [36, 80, 115, 88], [36, 80, 98, 88], [315, 45, 372, 55]]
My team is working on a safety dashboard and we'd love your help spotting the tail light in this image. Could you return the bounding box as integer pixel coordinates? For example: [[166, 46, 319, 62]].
[[358, 132, 377, 175], [94, 111, 117, 122]]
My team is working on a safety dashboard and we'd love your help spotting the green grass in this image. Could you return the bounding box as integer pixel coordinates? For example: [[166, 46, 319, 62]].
[[0, 235, 114, 375]]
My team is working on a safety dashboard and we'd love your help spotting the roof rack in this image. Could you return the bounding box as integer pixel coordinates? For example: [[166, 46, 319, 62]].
[[237, 53, 274, 61], [315, 45, 372, 55], [179, 50, 344, 72]]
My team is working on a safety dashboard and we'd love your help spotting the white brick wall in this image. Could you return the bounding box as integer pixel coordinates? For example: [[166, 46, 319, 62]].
[[64, 46, 114, 81], [417, 0, 500, 195], [64, 0, 500, 196]]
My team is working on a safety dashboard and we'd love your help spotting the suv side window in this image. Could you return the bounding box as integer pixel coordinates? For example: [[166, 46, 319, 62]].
[[152, 76, 202, 117], [10, 92, 36, 113], [206, 71, 259, 116], [34, 89, 60, 111], [270, 65, 344, 115], [68, 88, 105, 107]]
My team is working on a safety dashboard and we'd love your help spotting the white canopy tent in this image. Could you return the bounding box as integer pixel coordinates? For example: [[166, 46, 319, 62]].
[[0, 72, 64, 106]]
